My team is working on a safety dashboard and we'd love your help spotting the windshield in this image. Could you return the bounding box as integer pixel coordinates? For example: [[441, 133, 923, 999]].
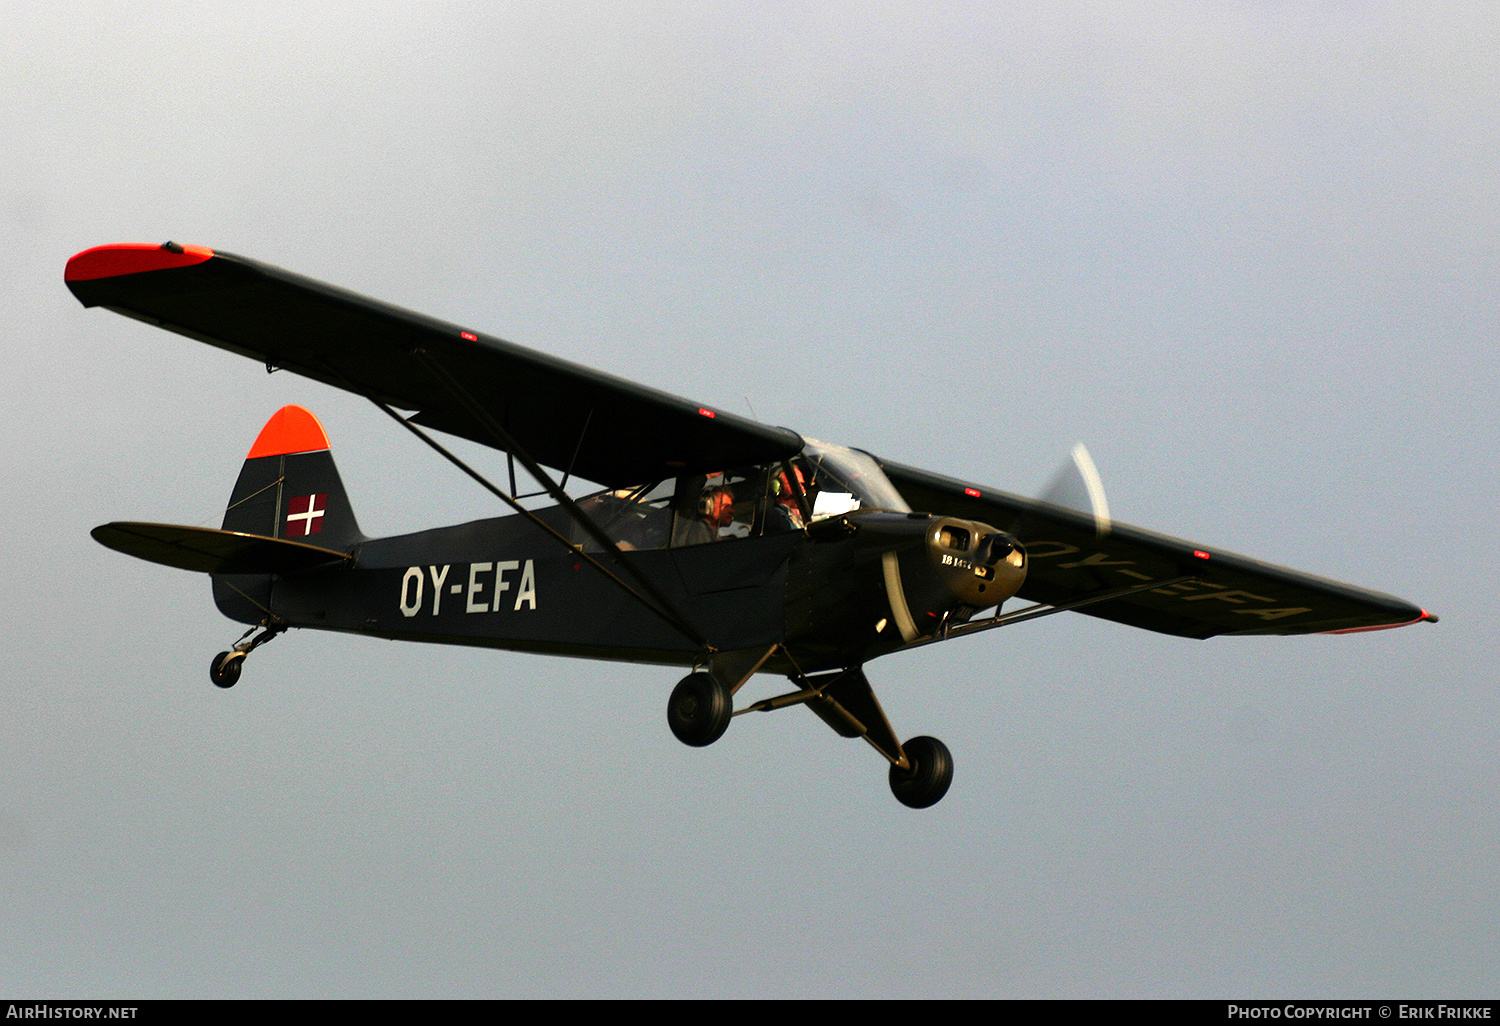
[[799, 439, 910, 520]]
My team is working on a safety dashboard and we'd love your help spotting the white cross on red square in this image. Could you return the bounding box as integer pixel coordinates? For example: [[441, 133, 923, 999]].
[[285, 493, 327, 537]]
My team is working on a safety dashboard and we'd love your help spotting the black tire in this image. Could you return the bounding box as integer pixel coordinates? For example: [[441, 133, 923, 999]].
[[667, 671, 732, 747], [210, 651, 244, 689], [889, 735, 953, 809]]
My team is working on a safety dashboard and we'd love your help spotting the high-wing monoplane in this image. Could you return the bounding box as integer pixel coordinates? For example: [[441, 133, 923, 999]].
[[69, 242, 1438, 808]]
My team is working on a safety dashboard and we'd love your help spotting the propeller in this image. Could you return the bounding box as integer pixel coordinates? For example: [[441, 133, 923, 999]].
[[879, 444, 1112, 639], [1009, 441, 1112, 542]]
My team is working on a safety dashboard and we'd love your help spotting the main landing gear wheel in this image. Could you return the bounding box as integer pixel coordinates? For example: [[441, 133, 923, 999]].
[[209, 650, 245, 689], [667, 671, 732, 747], [889, 735, 954, 809]]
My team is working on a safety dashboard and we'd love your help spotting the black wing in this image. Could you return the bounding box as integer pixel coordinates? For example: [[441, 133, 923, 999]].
[[881, 460, 1434, 638], [66, 243, 802, 487]]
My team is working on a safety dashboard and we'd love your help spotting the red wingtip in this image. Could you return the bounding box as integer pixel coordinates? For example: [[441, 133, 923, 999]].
[[65, 242, 214, 282], [246, 405, 331, 460], [1322, 609, 1438, 635]]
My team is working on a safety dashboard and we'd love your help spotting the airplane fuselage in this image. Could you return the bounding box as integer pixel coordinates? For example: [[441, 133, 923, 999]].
[[214, 505, 1023, 675]]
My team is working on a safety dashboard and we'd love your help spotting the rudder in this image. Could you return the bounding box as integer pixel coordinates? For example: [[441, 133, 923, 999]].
[[214, 405, 364, 624]]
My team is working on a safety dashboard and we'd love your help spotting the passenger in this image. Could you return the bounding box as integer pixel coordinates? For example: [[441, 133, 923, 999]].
[[680, 485, 734, 545]]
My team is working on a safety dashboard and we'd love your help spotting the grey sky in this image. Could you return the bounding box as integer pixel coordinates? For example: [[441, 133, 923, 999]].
[[2, 1, 1493, 997]]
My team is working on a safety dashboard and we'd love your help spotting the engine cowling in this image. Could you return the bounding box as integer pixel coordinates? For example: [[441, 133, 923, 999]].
[[920, 516, 1027, 609], [785, 511, 1027, 669]]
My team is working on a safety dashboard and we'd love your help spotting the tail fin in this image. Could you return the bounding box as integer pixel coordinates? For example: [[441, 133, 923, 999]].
[[214, 405, 363, 623], [221, 405, 363, 546]]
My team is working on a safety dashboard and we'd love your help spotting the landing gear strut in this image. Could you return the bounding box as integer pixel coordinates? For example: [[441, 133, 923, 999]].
[[666, 657, 955, 808], [209, 619, 286, 689], [889, 735, 953, 809], [667, 671, 732, 747]]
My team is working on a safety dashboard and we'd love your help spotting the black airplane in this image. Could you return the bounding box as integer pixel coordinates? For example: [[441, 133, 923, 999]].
[[69, 241, 1438, 809]]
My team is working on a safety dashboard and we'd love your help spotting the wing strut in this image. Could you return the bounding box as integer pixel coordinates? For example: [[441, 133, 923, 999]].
[[369, 397, 712, 651], [407, 349, 713, 649], [904, 574, 1200, 651], [299, 347, 711, 649]]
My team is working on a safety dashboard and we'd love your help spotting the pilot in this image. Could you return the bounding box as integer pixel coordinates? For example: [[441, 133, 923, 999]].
[[767, 465, 807, 533], [680, 485, 734, 545]]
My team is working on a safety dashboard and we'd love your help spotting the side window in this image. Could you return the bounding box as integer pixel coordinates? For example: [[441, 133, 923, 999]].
[[670, 467, 768, 546], [574, 480, 674, 552]]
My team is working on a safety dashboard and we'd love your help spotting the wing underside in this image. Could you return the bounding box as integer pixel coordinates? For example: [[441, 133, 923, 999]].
[[66, 243, 802, 487], [880, 460, 1433, 638]]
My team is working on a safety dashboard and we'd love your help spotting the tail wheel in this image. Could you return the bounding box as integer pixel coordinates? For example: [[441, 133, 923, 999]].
[[209, 650, 245, 689], [667, 671, 732, 747], [889, 735, 953, 808]]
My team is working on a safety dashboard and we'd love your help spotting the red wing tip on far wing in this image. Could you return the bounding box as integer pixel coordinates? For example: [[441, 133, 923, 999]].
[[65, 242, 214, 282], [1323, 609, 1439, 635]]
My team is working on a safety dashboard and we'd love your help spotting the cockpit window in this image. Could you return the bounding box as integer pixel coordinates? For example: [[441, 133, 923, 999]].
[[798, 439, 910, 520], [574, 480, 674, 552], [572, 443, 907, 552], [671, 467, 767, 546]]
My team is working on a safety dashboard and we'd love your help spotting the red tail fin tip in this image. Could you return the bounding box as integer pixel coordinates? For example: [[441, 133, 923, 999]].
[[246, 405, 331, 460]]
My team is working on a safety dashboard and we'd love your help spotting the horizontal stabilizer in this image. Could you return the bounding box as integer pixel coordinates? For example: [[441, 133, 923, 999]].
[[92, 522, 351, 575]]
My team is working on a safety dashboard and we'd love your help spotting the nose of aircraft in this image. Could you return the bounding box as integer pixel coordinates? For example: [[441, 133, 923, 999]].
[[921, 518, 1027, 609]]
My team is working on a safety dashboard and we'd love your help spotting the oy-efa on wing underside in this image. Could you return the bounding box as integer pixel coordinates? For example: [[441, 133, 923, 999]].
[[65, 243, 802, 487], [879, 460, 1436, 638]]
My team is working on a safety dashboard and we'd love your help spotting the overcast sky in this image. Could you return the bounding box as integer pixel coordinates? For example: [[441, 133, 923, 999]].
[[2, 1, 1493, 998]]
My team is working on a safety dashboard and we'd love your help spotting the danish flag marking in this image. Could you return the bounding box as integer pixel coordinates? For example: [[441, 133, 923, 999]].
[[286, 493, 327, 537]]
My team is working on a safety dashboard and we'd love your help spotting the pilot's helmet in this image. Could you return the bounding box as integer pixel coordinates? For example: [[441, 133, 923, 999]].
[[772, 464, 806, 502], [698, 485, 733, 523]]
